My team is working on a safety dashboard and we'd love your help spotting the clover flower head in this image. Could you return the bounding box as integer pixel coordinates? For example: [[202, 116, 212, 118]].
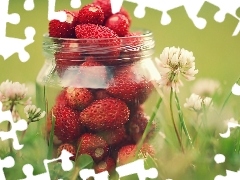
[[184, 93, 202, 112], [0, 80, 28, 102], [184, 93, 213, 113], [156, 46, 198, 92], [191, 78, 221, 97], [24, 104, 46, 122]]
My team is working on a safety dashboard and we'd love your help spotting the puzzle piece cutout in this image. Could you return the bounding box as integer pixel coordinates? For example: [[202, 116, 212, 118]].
[[0, 102, 28, 150], [214, 170, 240, 180], [24, 0, 34, 11], [214, 121, 240, 179], [79, 159, 158, 180], [0, 0, 36, 62], [0, 156, 15, 180], [116, 159, 158, 180], [123, 0, 240, 35], [20, 149, 73, 180], [48, 0, 81, 22]]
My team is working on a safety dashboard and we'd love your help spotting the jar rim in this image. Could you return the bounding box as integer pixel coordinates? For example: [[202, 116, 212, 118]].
[[43, 29, 153, 41]]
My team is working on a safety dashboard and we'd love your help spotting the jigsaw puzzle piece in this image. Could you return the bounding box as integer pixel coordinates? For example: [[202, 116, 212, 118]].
[[126, 0, 185, 25], [116, 159, 158, 180], [70, 0, 81, 9], [182, 0, 207, 29], [0, 156, 15, 180], [20, 149, 74, 180], [214, 170, 240, 180], [0, 102, 28, 150], [24, 0, 35, 11], [206, 0, 240, 36]]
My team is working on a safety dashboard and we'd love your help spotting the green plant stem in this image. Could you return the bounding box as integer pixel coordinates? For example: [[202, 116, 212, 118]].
[[219, 76, 240, 115], [8, 101, 15, 153], [174, 92, 193, 148], [170, 88, 184, 153], [47, 111, 55, 159], [136, 97, 162, 155]]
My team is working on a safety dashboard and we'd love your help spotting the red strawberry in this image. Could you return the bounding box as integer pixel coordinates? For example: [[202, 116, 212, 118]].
[[57, 143, 76, 161], [107, 66, 153, 104], [52, 104, 83, 142], [77, 133, 109, 162], [127, 107, 156, 143], [76, 57, 108, 88], [105, 14, 130, 37], [54, 40, 83, 77], [93, 0, 131, 23], [94, 89, 111, 100], [64, 87, 94, 110], [93, 0, 112, 20], [49, 10, 78, 38], [94, 157, 116, 173], [120, 32, 143, 62], [116, 144, 136, 165], [117, 143, 155, 165], [77, 4, 104, 25], [119, 8, 132, 25], [97, 126, 128, 146], [75, 24, 120, 58], [79, 97, 130, 131]]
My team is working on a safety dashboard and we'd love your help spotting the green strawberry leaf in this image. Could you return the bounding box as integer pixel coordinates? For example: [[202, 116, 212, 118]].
[[75, 154, 94, 169]]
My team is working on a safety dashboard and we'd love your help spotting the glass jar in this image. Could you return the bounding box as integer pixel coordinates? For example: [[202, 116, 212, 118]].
[[36, 30, 161, 177]]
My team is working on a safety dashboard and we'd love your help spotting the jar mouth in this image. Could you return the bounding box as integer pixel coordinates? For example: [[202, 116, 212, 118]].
[[43, 29, 153, 41], [42, 29, 155, 64]]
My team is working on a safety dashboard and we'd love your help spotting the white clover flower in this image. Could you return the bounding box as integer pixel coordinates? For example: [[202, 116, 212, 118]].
[[203, 97, 213, 108], [24, 104, 46, 123], [184, 93, 202, 112], [0, 80, 28, 101], [191, 78, 221, 97], [156, 46, 198, 92], [184, 93, 213, 113]]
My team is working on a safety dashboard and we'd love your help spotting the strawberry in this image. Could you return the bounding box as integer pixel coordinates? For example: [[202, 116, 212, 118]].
[[94, 157, 116, 173], [94, 89, 111, 100], [117, 143, 155, 165], [93, 0, 131, 23], [52, 104, 83, 142], [75, 24, 120, 58], [79, 97, 130, 131], [116, 144, 136, 165], [77, 133, 109, 162], [107, 66, 153, 104], [105, 14, 130, 37], [120, 32, 143, 62], [119, 8, 132, 25], [127, 107, 156, 143], [54, 40, 83, 77], [97, 126, 128, 146], [49, 10, 78, 38], [64, 87, 94, 110], [93, 0, 112, 20], [57, 143, 76, 161], [77, 4, 104, 25]]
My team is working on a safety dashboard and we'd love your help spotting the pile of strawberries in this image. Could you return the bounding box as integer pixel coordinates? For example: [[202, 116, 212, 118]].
[[47, 0, 156, 174]]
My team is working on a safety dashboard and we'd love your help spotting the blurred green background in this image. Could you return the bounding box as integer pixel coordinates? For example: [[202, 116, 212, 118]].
[[0, 0, 240, 98]]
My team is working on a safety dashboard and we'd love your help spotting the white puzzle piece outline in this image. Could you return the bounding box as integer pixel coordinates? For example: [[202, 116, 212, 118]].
[[0, 0, 35, 62], [20, 149, 74, 180], [0, 102, 28, 150], [0, 156, 15, 180]]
